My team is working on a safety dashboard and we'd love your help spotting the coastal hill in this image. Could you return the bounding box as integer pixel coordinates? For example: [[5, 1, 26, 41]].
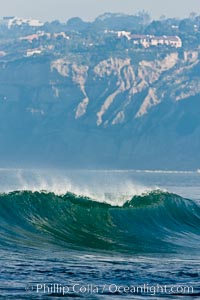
[[0, 13, 200, 169]]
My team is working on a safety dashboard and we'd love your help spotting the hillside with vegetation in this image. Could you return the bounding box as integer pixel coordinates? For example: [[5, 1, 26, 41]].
[[0, 13, 200, 170]]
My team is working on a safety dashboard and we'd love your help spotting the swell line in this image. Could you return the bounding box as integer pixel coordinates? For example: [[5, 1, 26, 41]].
[[0, 190, 200, 254]]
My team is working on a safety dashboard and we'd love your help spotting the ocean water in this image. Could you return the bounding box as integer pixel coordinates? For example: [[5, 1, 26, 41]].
[[0, 169, 200, 299]]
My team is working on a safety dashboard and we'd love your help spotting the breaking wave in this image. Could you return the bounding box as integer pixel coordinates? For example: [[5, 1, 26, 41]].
[[0, 190, 200, 254]]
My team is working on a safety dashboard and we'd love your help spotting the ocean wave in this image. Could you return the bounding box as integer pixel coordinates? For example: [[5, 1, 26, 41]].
[[0, 190, 200, 254]]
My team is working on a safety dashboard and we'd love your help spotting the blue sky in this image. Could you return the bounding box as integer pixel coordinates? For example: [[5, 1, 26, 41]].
[[0, 0, 199, 21]]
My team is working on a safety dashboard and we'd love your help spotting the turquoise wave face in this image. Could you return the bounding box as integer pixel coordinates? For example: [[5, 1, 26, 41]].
[[0, 190, 200, 254]]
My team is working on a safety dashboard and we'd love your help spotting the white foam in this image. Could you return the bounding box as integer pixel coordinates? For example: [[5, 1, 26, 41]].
[[0, 169, 155, 206], [135, 169, 194, 174]]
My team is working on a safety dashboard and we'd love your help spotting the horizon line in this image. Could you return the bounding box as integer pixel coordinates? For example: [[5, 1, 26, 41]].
[[0, 11, 197, 24]]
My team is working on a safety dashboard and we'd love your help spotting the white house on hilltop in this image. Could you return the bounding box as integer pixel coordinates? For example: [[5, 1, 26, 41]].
[[26, 48, 42, 57], [130, 34, 182, 48], [113, 32, 182, 48], [1, 17, 44, 29], [117, 31, 131, 40]]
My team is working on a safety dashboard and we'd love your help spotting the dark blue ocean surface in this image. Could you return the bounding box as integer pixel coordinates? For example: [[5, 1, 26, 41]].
[[0, 169, 200, 299]]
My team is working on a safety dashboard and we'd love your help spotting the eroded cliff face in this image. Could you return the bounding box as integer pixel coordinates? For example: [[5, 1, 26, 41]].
[[0, 50, 200, 169], [50, 51, 200, 124]]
